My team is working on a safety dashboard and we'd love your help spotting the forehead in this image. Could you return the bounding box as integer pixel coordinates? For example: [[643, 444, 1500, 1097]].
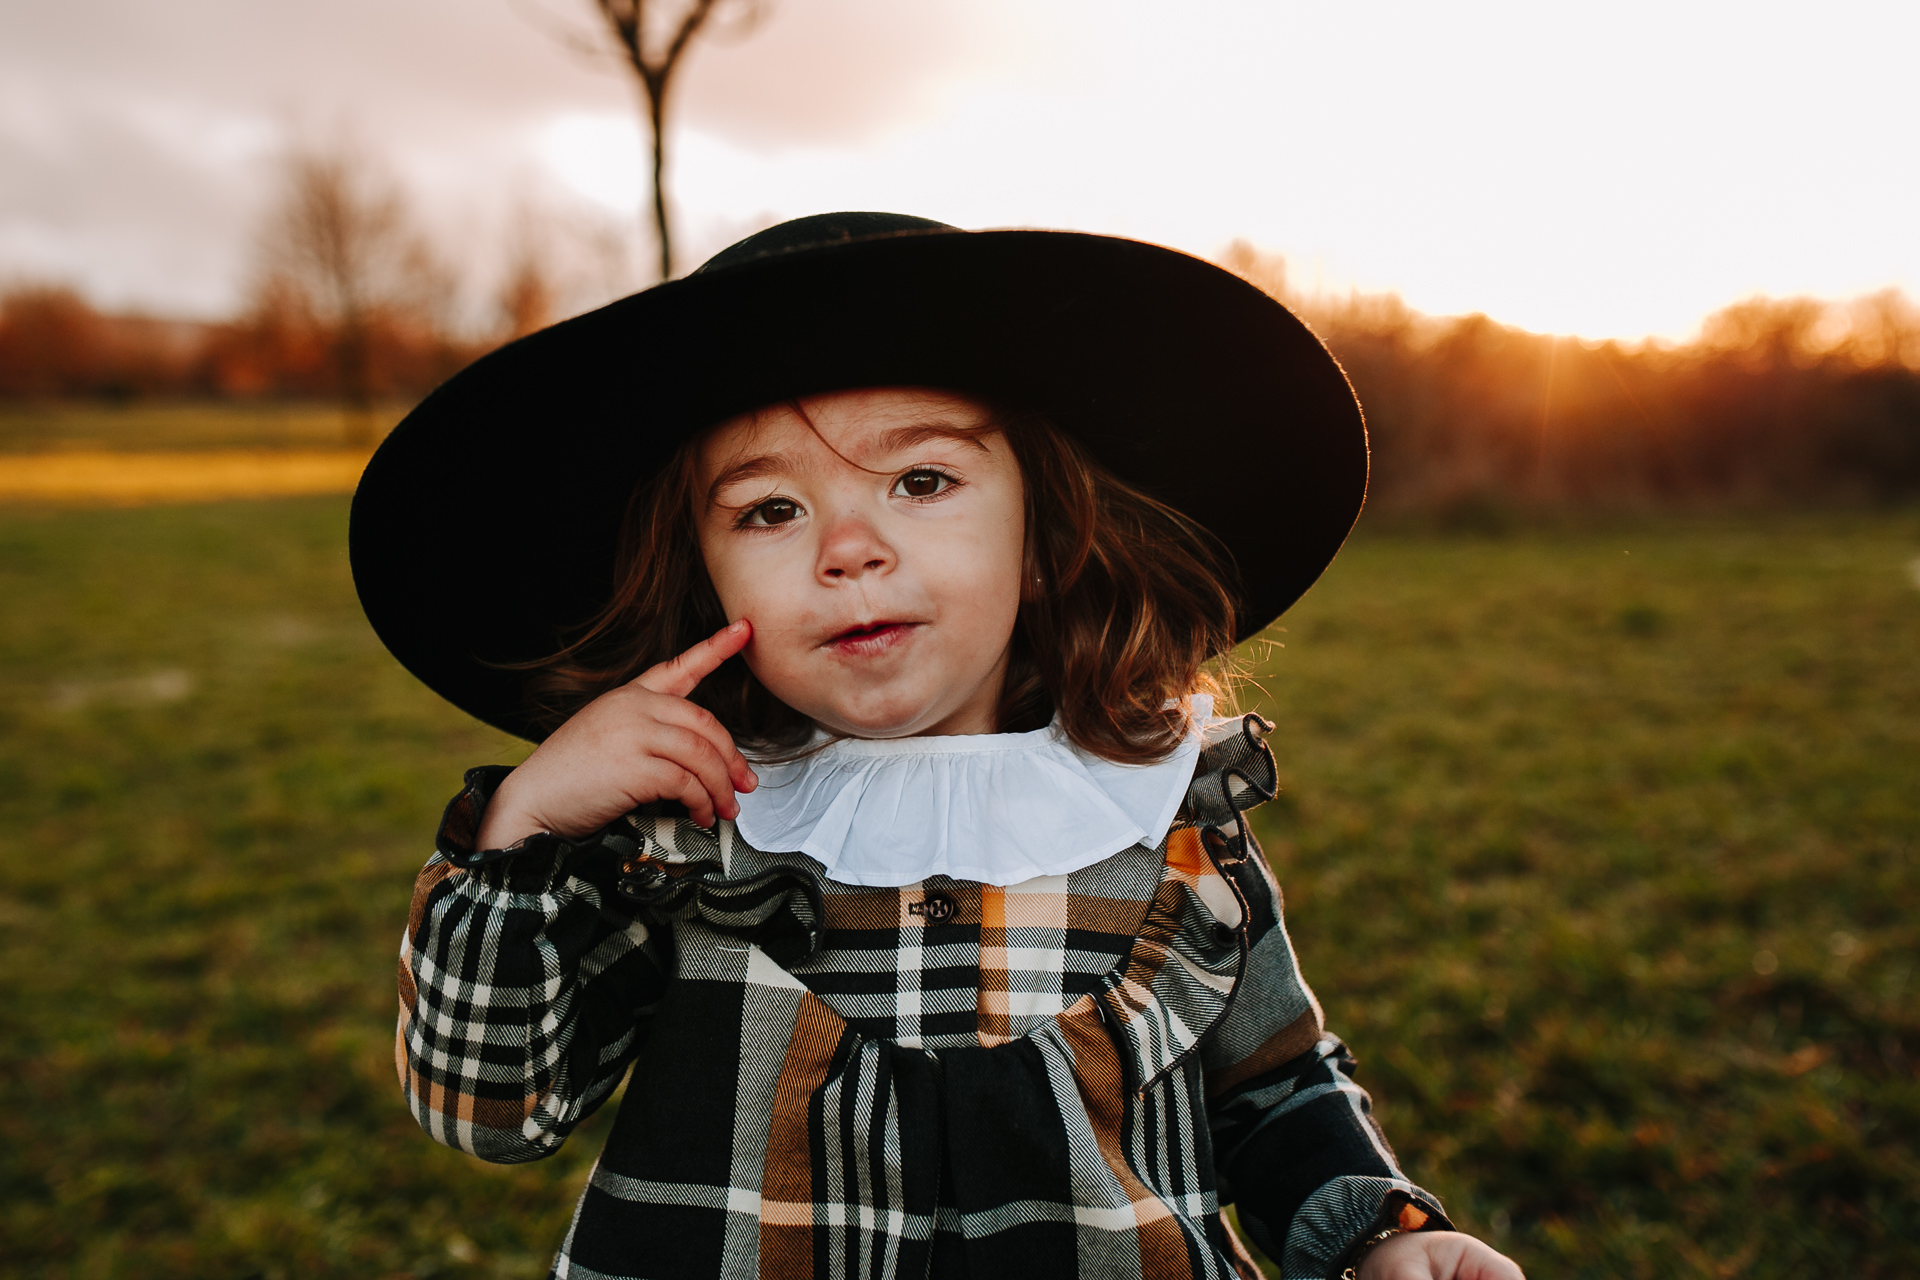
[[695, 387, 998, 476]]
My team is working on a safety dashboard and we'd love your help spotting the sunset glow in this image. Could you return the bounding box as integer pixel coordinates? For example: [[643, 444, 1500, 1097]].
[[1, 0, 1915, 340]]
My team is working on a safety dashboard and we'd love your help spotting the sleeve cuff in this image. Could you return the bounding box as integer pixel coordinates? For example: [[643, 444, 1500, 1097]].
[[1279, 1178, 1452, 1280], [434, 764, 574, 868]]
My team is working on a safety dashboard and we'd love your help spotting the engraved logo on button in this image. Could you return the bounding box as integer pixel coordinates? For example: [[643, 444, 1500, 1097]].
[[908, 891, 958, 924]]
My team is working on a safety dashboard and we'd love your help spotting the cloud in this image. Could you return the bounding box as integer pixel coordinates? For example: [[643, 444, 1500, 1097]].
[[1, 0, 1915, 335], [0, 0, 1029, 311], [669, 0, 1032, 150], [0, 78, 271, 312]]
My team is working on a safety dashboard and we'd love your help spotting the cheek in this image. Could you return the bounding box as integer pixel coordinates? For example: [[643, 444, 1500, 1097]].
[[694, 525, 730, 601], [701, 555, 747, 618], [698, 538, 814, 683], [709, 560, 796, 686], [941, 504, 1027, 628], [977, 489, 1029, 603], [697, 530, 771, 621]]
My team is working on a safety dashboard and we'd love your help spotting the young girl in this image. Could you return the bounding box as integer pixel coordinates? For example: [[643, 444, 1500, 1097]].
[[352, 213, 1523, 1280]]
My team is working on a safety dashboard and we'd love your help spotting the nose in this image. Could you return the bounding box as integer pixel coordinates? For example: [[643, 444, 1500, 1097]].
[[815, 508, 893, 583]]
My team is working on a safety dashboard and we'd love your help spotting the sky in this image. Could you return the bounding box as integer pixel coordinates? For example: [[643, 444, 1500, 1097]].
[[2, 0, 1916, 340]]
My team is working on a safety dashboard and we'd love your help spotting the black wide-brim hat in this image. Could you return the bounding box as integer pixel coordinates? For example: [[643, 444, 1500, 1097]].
[[351, 212, 1367, 742]]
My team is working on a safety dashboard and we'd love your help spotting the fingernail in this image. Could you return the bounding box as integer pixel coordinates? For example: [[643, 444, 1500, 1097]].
[[727, 620, 747, 634]]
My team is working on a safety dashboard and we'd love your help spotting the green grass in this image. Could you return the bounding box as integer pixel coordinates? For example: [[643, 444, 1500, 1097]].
[[1, 498, 1915, 1277], [1239, 515, 1920, 1276], [0, 402, 408, 454]]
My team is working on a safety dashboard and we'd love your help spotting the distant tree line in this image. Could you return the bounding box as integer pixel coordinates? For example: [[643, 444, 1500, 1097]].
[[0, 279, 472, 410], [0, 0, 769, 435], [0, 140, 612, 443], [3, 211, 1916, 504], [0, 154, 482, 438], [1225, 246, 1920, 507]]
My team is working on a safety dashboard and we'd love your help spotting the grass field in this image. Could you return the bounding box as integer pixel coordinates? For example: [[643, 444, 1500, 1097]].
[[1, 495, 1915, 1278]]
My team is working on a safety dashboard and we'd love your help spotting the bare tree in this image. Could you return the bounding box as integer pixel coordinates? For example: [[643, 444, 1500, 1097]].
[[587, 0, 767, 279], [252, 141, 454, 444]]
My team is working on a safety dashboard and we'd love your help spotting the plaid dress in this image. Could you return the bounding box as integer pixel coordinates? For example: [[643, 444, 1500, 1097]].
[[398, 716, 1449, 1279]]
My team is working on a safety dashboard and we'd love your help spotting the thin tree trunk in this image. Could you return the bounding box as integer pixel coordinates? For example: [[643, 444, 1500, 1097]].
[[649, 88, 672, 279], [590, 0, 746, 283]]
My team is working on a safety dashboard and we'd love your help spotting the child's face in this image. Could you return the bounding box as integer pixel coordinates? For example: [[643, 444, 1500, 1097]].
[[695, 387, 1026, 739]]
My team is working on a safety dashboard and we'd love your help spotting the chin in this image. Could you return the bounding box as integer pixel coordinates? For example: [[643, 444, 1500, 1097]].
[[809, 697, 944, 741], [820, 713, 932, 741]]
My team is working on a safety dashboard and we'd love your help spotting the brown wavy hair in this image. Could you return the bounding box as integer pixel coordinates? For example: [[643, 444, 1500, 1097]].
[[526, 403, 1241, 764]]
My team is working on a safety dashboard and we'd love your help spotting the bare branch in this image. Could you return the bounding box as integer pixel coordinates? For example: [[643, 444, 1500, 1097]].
[[507, 0, 625, 70], [251, 139, 453, 444], [658, 0, 722, 86], [584, 0, 763, 280]]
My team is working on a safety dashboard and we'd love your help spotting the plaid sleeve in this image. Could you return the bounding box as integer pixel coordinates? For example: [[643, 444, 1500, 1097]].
[[395, 766, 673, 1164], [1188, 729, 1452, 1276]]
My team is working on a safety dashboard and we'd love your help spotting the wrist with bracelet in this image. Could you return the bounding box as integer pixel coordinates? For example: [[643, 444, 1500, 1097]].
[[1339, 1226, 1401, 1280], [1338, 1197, 1436, 1280]]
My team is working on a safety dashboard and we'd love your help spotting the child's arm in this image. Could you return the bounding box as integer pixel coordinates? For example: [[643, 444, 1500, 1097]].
[[398, 622, 757, 1162], [397, 771, 672, 1162], [1199, 835, 1523, 1278]]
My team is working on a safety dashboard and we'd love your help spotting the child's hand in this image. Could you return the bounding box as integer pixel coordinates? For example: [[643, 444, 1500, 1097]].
[[1358, 1230, 1525, 1280], [476, 621, 759, 847]]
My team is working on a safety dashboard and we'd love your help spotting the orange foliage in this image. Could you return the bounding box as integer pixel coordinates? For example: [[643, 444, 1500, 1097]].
[[0, 283, 480, 406], [1222, 244, 1920, 506], [5, 238, 1917, 508], [0, 143, 486, 419], [0, 287, 208, 399]]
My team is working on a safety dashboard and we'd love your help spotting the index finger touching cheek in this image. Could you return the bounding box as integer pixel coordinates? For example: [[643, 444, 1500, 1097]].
[[633, 619, 752, 698]]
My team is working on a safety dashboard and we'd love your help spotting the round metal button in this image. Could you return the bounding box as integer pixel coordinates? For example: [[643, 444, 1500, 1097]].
[[909, 890, 959, 925]]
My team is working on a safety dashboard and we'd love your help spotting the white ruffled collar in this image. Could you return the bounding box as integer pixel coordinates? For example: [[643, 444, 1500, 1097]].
[[733, 696, 1212, 888]]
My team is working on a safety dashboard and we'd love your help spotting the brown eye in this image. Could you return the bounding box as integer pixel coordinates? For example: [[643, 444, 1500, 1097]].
[[748, 497, 800, 526], [894, 469, 951, 499]]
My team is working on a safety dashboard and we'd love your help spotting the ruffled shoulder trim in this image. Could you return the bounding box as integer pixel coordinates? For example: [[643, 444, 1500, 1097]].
[[1085, 711, 1280, 1091], [1185, 711, 1279, 829]]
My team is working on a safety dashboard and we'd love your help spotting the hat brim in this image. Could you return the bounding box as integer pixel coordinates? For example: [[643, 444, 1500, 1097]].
[[350, 228, 1367, 742]]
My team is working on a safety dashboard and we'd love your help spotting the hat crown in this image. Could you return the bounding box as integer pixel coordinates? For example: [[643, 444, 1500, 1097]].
[[694, 212, 959, 275]]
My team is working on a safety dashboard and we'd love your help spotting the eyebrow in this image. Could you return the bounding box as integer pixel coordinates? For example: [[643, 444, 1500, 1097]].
[[703, 419, 995, 507], [875, 422, 996, 456], [704, 454, 786, 507]]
